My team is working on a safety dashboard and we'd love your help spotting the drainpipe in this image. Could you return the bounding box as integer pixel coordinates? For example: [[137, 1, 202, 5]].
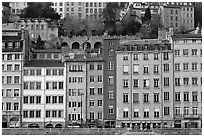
[[160, 50, 164, 128], [130, 52, 133, 128], [65, 62, 67, 128]]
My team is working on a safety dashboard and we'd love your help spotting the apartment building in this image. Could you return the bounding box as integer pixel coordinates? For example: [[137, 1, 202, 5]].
[[159, 2, 194, 33], [9, 2, 27, 14], [15, 18, 58, 41], [51, 2, 66, 18], [102, 38, 120, 127], [86, 56, 104, 126], [2, 29, 29, 128], [116, 39, 174, 129], [22, 50, 65, 128], [173, 34, 202, 128]]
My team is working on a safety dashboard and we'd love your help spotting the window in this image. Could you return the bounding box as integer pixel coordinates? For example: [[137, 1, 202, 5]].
[[175, 63, 180, 71], [123, 55, 128, 60], [46, 69, 51, 76], [108, 62, 114, 70], [133, 54, 138, 60], [192, 91, 198, 101], [123, 93, 129, 103], [143, 65, 149, 74], [133, 110, 139, 118], [163, 52, 169, 60], [175, 78, 180, 86], [183, 77, 189, 85], [98, 112, 102, 119], [6, 89, 12, 97], [175, 107, 180, 115], [36, 110, 41, 118], [58, 82, 63, 89], [89, 64, 94, 70], [30, 69, 35, 75], [52, 96, 57, 103], [154, 93, 159, 102], [14, 89, 19, 97], [7, 54, 12, 60], [30, 96, 35, 104], [23, 96, 28, 104], [53, 69, 58, 75], [154, 110, 159, 117], [143, 93, 149, 103], [164, 107, 170, 115], [36, 82, 41, 89], [97, 64, 102, 70], [6, 102, 11, 110], [52, 82, 58, 89], [58, 96, 63, 103], [192, 49, 197, 56], [46, 96, 51, 104], [175, 92, 180, 101], [109, 106, 114, 114], [46, 110, 51, 118], [184, 92, 189, 101], [164, 77, 169, 87], [10, 102, 19, 110], [133, 79, 139, 87], [183, 49, 189, 56], [133, 64, 139, 73], [108, 91, 113, 99], [14, 64, 20, 71], [192, 63, 198, 71], [89, 100, 95, 107], [90, 76, 94, 82], [90, 112, 95, 120], [97, 76, 102, 82], [154, 65, 159, 73], [123, 65, 129, 73], [123, 110, 129, 118], [15, 54, 20, 60], [52, 110, 57, 118], [184, 107, 189, 115], [7, 76, 12, 84], [133, 93, 139, 103], [90, 88, 95, 95], [144, 110, 149, 117], [143, 53, 148, 60], [183, 63, 189, 71], [36, 96, 41, 104], [193, 107, 198, 115], [7, 64, 12, 71], [175, 50, 180, 56], [59, 69, 63, 75], [108, 76, 114, 85], [143, 79, 149, 88], [154, 79, 159, 87], [97, 100, 102, 106], [123, 79, 129, 88], [164, 92, 169, 101], [154, 53, 159, 60], [97, 88, 103, 94], [23, 111, 28, 118], [192, 77, 198, 85], [164, 64, 169, 72], [14, 76, 20, 84]]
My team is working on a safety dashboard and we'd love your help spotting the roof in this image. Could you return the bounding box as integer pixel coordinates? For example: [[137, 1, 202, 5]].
[[120, 39, 170, 45], [173, 34, 202, 39], [24, 60, 64, 67]]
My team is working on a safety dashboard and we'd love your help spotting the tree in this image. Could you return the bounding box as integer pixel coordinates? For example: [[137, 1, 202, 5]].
[[150, 13, 163, 38], [102, 2, 126, 35], [193, 2, 202, 28], [122, 20, 141, 35], [142, 7, 151, 23], [2, 2, 10, 23], [20, 2, 60, 21]]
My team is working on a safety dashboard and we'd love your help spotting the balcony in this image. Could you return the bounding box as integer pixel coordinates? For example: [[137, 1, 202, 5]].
[[175, 114, 202, 120]]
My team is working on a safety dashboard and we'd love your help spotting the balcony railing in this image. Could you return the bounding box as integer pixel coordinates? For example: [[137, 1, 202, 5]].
[[174, 114, 202, 119]]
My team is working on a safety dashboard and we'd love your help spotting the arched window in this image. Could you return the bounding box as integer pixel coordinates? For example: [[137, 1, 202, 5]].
[[72, 42, 80, 49]]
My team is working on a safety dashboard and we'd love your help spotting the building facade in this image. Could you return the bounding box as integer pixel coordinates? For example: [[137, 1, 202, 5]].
[[2, 29, 29, 128], [22, 50, 66, 128], [9, 2, 27, 15], [116, 39, 174, 129], [173, 34, 202, 128], [15, 18, 58, 41]]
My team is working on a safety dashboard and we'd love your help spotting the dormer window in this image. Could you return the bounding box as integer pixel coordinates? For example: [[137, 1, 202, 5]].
[[8, 42, 13, 48], [2, 42, 5, 49]]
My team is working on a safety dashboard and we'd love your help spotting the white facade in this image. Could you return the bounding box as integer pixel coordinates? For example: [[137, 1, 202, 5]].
[[22, 66, 66, 128]]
